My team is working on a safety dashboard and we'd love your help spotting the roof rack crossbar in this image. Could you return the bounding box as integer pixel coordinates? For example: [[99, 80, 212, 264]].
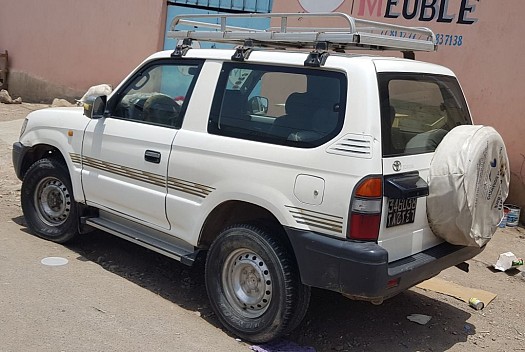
[[168, 12, 436, 53]]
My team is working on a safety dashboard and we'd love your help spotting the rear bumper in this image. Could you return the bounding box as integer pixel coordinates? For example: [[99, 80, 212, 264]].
[[285, 228, 483, 301]]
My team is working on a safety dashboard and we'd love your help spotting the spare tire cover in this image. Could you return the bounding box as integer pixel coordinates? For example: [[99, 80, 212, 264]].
[[427, 125, 510, 247]]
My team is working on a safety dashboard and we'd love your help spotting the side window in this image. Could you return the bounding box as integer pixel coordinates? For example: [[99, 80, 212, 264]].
[[113, 61, 202, 128], [209, 63, 346, 148], [379, 73, 471, 156]]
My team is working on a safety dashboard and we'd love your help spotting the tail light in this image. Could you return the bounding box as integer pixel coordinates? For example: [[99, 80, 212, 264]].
[[348, 176, 383, 241]]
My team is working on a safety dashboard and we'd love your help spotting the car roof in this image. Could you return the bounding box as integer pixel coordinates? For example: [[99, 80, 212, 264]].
[[145, 49, 455, 76]]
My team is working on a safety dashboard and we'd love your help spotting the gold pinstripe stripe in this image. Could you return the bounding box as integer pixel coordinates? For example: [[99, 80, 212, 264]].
[[285, 205, 343, 233], [167, 178, 215, 198], [70, 153, 81, 164], [82, 156, 165, 188], [69, 153, 214, 198]]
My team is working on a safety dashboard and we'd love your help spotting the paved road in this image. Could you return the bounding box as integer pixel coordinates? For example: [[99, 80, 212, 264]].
[[0, 118, 23, 145], [0, 118, 248, 352], [2, 111, 525, 352]]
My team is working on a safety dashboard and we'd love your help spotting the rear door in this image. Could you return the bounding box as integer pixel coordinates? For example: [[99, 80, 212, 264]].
[[377, 72, 472, 262]]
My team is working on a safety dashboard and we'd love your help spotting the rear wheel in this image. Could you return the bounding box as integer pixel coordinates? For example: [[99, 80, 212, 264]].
[[205, 224, 310, 343], [21, 158, 79, 243]]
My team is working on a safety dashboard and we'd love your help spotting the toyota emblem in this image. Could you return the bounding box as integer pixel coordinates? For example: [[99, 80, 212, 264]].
[[392, 161, 402, 172]]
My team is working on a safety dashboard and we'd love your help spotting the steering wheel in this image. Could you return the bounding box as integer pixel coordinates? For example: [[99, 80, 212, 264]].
[[143, 94, 181, 126]]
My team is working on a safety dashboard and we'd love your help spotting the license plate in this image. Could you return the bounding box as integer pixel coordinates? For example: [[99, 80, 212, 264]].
[[386, 198, 417, 228]]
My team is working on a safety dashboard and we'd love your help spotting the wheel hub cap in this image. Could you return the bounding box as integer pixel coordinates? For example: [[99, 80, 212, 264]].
[[34, 177, 71, 226], [222, 249, 272, 318]]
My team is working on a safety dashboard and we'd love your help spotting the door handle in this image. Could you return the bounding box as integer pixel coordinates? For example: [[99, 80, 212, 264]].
[[144, 150, 161, 164]]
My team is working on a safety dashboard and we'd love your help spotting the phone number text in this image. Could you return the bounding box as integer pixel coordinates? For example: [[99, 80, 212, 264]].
[[435, 33, 463, 47]]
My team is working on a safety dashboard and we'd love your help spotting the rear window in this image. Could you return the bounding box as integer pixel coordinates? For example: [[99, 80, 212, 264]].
[[208, 63, 347, 148], [378, 73, 471, 157]]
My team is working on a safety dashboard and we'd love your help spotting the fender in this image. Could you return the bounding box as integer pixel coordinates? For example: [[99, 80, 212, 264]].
[[19, 107, 91, 203], [166, 176, 297, 246]]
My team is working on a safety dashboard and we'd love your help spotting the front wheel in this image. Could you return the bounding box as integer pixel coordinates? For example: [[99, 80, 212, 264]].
[[21, 158, 79, 243], [205, 224, 310, 343]]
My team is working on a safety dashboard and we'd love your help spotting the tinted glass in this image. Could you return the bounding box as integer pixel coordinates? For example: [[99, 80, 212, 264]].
[[209, 63, 347, 148], [378, 73, 471, 157], [113, 61, 202, 128]]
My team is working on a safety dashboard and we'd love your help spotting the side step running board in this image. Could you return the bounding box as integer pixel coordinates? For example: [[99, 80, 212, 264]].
[[85, 216, 199, 266]]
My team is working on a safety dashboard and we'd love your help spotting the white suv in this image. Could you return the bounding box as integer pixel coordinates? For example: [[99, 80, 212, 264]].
[[12, 13, 509, 343]]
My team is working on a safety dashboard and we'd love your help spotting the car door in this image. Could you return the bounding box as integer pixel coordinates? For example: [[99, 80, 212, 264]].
[[377, 72, 472, 262], [81, 59, 203, 229]]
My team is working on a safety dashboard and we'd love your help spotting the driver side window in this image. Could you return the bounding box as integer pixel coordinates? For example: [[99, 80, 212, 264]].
[[113, 61, 202, 128]]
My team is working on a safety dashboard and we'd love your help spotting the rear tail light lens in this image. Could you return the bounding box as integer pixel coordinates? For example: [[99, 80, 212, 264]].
[[348, 176, 383, 241], [355, 177, 382, 198]]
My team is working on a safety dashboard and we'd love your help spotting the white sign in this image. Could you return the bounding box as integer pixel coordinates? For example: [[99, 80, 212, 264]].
[[298, 0, 344, 13]]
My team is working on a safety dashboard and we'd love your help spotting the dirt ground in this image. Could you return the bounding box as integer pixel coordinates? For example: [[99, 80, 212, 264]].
[[1, 102, 524, 352]]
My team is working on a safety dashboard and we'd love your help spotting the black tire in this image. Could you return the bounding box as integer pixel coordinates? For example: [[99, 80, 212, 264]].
[[205, 224, 310, 343], [283, 277, 311, 335], [21, 158, 79, 243]]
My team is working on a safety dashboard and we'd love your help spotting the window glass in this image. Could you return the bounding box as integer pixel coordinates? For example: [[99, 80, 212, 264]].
[[113, 61, 202, 128], [209, 63, 346, 148], [378, 73, 471, 156]]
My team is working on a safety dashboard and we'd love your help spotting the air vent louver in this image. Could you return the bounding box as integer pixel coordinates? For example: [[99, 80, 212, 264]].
[[327, 134, 373, 158]]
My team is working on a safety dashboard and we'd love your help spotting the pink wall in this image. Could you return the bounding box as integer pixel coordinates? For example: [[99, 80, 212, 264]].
[[0, 0, 166, 101], [274, 0, 525, 219], [0, 0, 523, 217]]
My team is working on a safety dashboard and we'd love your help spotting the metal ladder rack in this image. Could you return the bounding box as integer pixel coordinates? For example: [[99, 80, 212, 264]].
[[167, 12, 436, 53]]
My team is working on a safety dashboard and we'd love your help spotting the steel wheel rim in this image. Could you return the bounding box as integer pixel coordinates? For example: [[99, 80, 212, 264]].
[[34, 176, 71, 226], [222, 248, 273, 318]]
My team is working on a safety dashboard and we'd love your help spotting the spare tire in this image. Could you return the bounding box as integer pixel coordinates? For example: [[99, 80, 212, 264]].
[[427, 125, 510, 247]]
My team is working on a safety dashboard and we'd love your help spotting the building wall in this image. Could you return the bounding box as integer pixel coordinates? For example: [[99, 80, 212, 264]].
[[0, 0, 522, 219], [0, 0, 166, 102], [273, 0, 525, 221], [164, 4, 272, 51]]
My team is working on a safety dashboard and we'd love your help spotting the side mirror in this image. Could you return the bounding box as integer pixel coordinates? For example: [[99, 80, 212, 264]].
[[247, 96, 269, 115], [83, 95, 107, 119]]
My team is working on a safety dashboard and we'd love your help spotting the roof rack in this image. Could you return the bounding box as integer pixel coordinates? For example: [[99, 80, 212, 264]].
[[167, 12, 437, 54]]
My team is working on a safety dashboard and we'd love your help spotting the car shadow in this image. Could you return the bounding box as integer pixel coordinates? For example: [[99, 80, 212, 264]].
[[64, 230, 218, 321], [486, 264, 523, 277], [16, 224, 474, 351], [11, 215, 26, 227], [287, 288, 473, 351]]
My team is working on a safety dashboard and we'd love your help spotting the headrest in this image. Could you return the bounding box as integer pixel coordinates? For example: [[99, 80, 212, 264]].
[[285, 92, 309, 116], [311, 108, 339, 134]]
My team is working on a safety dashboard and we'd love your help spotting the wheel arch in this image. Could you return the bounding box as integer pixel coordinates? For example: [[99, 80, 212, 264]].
[[198, 200, 292, 250], [19, 144, 66, 180], [19, 142, 84, 203]]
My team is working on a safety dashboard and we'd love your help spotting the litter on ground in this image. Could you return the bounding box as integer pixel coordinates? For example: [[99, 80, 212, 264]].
[[494, 251, 523, 271], [406, 314, 432, 325], [416, 277, 497, 308]]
